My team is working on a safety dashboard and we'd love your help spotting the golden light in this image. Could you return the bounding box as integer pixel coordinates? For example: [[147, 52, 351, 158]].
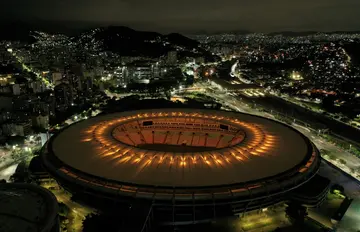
[[158, 156, 165, 164], [81, 111, 281, 171], [133, 158, 142, 164], [117, 155, 132, 164]]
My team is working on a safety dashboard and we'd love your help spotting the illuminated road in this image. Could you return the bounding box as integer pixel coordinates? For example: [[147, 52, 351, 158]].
[[293, 124, 360, 174], [191, 83, 360, 182], [7, 48, 54, 89], [0, 163, 18, 181], [202, 88, 360, 231], [51, 188, 94, 232]]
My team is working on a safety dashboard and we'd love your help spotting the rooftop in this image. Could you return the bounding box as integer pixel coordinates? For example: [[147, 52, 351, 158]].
[[0, 183, 58, 232], [50, 109, 314, 188]]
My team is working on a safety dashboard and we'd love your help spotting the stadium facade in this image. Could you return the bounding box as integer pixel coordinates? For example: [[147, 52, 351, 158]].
[[41, 109, 324, 226]]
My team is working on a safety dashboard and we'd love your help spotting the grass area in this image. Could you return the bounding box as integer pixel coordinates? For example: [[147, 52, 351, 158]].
[[241, 217, 274, 231], [321, 134, 360, 157]]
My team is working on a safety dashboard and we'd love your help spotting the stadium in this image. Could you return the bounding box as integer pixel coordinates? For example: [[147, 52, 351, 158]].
[[41, 108, 323, 226]]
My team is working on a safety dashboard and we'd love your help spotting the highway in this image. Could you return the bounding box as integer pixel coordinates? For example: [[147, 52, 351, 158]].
[[190, 85, 360, 231], [49, 187, 94, 232], [0, 140, 41, 181], [187, 83, 360, 182], [293, 124, 360, 175], [245, 93, 360, 148]]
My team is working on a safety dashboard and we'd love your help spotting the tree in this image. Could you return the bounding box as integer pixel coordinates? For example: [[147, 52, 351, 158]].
[[6, 136, 25, 146], [285, 203, 308, 225], [320, 149, 329, 156], [339, 159, 346, 165], [58, 202, 70, 217], [330, 184, 344, 194], [82, 213, 122, 232], [328, 154, 336, 160]]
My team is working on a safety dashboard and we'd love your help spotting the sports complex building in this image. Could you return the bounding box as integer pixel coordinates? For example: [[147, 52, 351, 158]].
[[0, 183, 59, 232], [41, 108, 326, 228]]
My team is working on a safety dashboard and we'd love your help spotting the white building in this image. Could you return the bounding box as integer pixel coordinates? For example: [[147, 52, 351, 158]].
[[128, 66, 152, 83], [12, 84, 21, 95], [40, 133, 51, 146], [51, 72, 63, 86], [31, 81, 45, 93], [115, 66, 129, 86], [32, 115, 49, 129]]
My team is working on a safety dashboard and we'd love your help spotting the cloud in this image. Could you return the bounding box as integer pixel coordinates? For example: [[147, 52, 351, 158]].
[[1, 0, 360, 32]]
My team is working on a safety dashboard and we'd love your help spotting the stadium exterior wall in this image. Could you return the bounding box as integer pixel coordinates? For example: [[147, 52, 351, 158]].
[[41, 110, 323, 225]]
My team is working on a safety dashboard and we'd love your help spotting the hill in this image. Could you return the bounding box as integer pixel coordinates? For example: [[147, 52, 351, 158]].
[[75, 26, 203, 58], [0, 23, 214, 60]]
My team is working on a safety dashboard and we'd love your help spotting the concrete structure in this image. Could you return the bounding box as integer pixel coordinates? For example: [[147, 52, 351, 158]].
[[33, 114, 49, 129], [42, 109, 322, 225], [40, 133, 51, 146], [128, 65, 153, 83], [0, 96, 13, 110], [31, 81, 45, 93], [51, 72, 62, 86], [0, 183, 59, 232], [167, 51, 178, 65], [0, 74, 15, 86], [114, 66, 129, 86], [54, 84, 73, 109], [12, 84, 21, 95], [195, 57, 205, 64], [2, 120, 32, 136]]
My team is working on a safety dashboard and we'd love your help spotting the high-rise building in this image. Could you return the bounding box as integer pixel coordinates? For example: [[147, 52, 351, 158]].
[[114, 66, 129, 86], [32, 114, 49, 129], [86, 76, 94, 90], [12, 95, 32, 111], [167, 51, 178, 65], [128, 65, 152, 84], [31, 81, 45, 93], [1, 120, 32, 136], [51, 72, 63, 86], [152, 63, 161, 78], [54, 84, 73, 109]]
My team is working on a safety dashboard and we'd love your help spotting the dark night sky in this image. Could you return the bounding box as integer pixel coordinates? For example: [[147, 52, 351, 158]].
[[1, 0, 360, 33]]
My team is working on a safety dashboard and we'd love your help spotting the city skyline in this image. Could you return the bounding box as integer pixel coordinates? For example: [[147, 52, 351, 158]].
[[1, 1, 360, 230], [1, 0, 360, 33]]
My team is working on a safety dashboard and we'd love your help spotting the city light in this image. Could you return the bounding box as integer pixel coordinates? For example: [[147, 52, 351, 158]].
[[290, 71, 303, 80]]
